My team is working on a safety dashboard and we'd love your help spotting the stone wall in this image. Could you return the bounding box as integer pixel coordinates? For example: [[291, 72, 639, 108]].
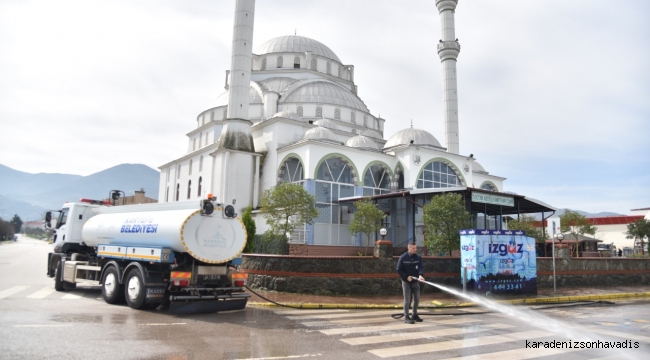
[[242, 254, 650, 296]]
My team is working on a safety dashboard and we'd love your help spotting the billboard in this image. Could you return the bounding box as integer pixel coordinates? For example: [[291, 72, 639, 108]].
[[460, 229, 537, 294]]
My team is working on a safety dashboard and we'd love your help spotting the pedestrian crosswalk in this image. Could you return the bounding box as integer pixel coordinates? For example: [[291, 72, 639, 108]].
[[0, 285, 102, 300], [274, 308, 649, 359]]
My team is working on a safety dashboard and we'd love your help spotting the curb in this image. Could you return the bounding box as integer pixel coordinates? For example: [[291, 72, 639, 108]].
[[248, 292, 650, 309]]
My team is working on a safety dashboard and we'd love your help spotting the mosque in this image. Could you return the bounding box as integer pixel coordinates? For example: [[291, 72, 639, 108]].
[[158, 0, 554, 249]]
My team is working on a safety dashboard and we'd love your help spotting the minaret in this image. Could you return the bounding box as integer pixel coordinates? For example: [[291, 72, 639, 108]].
[[436, 0, 461, 154], [218, 0, 255, 152], [211, 0, 261, 212]]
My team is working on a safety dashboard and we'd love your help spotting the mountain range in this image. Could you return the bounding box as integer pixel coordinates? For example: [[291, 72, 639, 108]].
[[0, 163, 159, 221]]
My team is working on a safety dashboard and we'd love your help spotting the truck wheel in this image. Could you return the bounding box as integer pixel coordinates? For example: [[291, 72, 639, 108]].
[[54, 261, 64, 291], [102, 266, 124, 304], [124, 268, 147, 310]]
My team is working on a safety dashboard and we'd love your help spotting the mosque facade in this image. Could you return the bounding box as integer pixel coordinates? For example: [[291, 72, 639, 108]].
[[158, 0, 529, 248]]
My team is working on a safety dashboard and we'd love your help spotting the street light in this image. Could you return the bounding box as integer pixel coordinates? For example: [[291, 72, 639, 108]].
[[379, 228, 387, 240], [552, 233, 564, 293]]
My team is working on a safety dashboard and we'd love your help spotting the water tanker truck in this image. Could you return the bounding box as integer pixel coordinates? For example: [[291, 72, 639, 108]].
[[45, 195, 250, 313]]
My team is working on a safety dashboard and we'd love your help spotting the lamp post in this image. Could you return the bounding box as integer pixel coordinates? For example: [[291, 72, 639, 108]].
[[552, 233, 564, 293], [379, 228, 387, 240]]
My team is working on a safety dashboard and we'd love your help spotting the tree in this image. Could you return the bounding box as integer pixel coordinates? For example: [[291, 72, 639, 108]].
[[260, 182, 318, 240], [506, 215, 547, 255], [0, 219, 15, 241], [242, 206, 256, 253], [625, 218, 650, 256], [560, 210, 597, 257], [348, 198, 385, 255], [10, 214, 23, 234], [422, 193, 471, 256]]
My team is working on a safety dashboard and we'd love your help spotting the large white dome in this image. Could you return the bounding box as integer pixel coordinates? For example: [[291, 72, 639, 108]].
[[383, 127, 442, 149], [302, 126, 340, 143], [254, 35, 341, 63], [473, 161, 489, 174], [346, 135, 379, 150], [313, 118, 338, 130]]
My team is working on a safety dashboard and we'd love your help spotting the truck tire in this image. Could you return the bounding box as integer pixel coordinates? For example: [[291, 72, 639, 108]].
[[54, 261, 76, 291], [124, 267, 147, 310], [54, 261, 64, 291], [102, 266, 124, 304]]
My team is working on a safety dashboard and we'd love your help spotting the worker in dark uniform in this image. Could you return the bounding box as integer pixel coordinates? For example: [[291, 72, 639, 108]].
[[396, 242, 425, 324]]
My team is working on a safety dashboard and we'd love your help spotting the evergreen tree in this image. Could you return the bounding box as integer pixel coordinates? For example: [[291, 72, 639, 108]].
[[559, 210, 597, 257], [423, 193, 471, 256], [242, 206, 256, 253], [625, 218, 650, 256], [348, 198, 385, 255], [9, 214, 23, 234]]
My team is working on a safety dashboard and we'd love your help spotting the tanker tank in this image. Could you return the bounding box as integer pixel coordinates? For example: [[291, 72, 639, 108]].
[[80, 201, 247, 264]]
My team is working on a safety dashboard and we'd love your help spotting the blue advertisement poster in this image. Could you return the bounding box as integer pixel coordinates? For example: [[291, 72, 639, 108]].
[[460, 229, 537, 294]]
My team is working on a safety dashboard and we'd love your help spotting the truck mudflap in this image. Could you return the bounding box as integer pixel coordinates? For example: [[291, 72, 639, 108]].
[[168, 297, 249, 315]]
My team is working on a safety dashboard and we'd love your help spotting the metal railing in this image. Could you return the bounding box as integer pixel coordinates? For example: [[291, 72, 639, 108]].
[[288, 229, 310, 244]]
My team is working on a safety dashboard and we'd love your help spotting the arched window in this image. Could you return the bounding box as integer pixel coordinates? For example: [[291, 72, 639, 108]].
[[187, 180, 192, 199], [481, 182, 497, 191], [223, 108, 227, 119], [326, 62, 331, 75], [175, 184, 180, 201], [279, 157, 304, 183], [316, 106, 322, 118], [197, 177, 202, 197], [363, 115, 368, 127], [297, 106, 303, 117], [165, 186, 169, 202], [177, 164, 181, 179], [189, 160, 193, 175], [199, 155, 203, 172], [363, 164, 391, 196], [339, 66, 344, 78], [277, 56, 283, 68], [293, 56, 300, 69], [351, 112, 356, 124], [395, 165, 405, 190], [334, 108, 340, 120], [192, 138, 196, 151], [315, 157, 355, 229], [261, 58, 266, 70], [205, 132, 209, 145], [417, 161, 461, 188], [311, 58, 317, 70], [166, 167, 170, 183], [199, 132, 202, 147]]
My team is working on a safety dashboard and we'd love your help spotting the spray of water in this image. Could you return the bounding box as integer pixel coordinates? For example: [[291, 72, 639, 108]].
[[422, 280, 623, 346]]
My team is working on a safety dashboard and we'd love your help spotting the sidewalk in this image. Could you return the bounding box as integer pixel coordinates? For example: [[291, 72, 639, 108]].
[[247, 284, 650, 309]]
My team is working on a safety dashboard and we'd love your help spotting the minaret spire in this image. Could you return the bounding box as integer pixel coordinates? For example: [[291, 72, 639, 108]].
[[436, 0, 461, 154]]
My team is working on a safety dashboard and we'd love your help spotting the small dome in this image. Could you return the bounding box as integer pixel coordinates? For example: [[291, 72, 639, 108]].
[[282, 81, 369, 112], [383, 127, 442, 149], [254, 35, 341, 63], [302, 126, 340, 143], [472, 161, 489, 174], [361, 129, 383, 139], [346, 135, 379, 150], [313, 118, 338, 130], [210, 85, 262, 108], [272, 109, 302, 121]]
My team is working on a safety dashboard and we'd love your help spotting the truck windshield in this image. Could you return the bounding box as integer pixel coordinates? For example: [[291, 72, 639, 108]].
[[56, 208, 69, 229]]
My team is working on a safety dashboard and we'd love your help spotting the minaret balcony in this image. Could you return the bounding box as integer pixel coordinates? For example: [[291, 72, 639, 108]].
[[437, 41, 461, 61]]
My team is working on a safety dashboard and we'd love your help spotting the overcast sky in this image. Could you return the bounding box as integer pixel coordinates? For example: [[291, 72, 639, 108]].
[[1, 0, 648, 214]]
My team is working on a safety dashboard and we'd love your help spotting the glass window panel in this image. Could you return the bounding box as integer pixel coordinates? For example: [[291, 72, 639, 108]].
[[424, 170, 432, 181], [315, 181, 331, 203], [364, 170, 375, 187], [441, 174, 448, 184], [363, 187, 374, 196], [434, 182, 441, 188], [433, 162, 441, 172], [340, 184, 354, 198], [332, 205, 340, 224], [339, 166, 353, 184], [315, 204, 331, 223], [434, 172, 441, 182], [332, 184, 340, 202], [417, 180, 424, 188]]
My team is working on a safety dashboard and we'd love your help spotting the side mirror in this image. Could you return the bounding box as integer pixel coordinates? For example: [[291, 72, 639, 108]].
[[45, 211, 52, 228]]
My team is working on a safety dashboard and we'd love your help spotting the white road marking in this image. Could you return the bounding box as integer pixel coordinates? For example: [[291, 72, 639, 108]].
[[586, 327, 650, 343], [368, 330, 553, 358], [287, 310, 402, 320], [15, 324, 73, 328], [319, 322, 433, 335], [138, 323, 187, 326], [444, 346, 585, 360], [342, 323, 514, 346], [62, 292, 84, 299], [302, 315, 481, 327], [274, 309, 349, 315], [27, 286, 56, 299], [238, 354, 322, 360], [0, 286, 30, 299]]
